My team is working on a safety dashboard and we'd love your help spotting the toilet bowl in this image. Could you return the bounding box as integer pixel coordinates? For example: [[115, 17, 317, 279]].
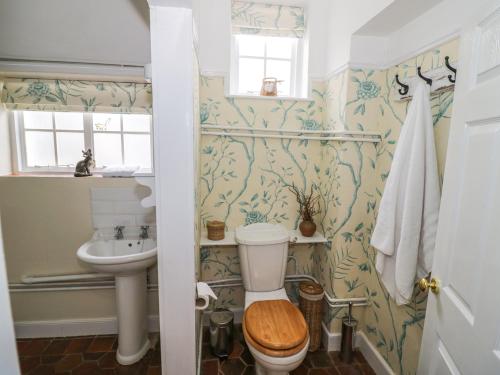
[[236, 224, 310, 375]]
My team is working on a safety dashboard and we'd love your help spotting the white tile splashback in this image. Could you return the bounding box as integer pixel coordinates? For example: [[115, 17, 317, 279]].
[[91, 187, 156, 229]]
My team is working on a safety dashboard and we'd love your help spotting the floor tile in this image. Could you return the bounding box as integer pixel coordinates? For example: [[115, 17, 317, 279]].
[[64, 338, 93, 354], [307, 350, 334, 368], [290, 363, 309, 375], [98, 352, 119, 369], [201, 359, 219, 375], [229, 341, 244, 359], [29, 364, 56, 375], [87, 337, 116, 353], [43, 340, 70, 356], [54, 354, 82, 373], [19, 356, 40, 373], [336, 364, 363, 375], [19, 339, 51, 357], [220, 358, 246, 375]]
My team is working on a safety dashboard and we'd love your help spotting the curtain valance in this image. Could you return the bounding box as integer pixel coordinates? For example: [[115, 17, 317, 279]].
[[0, 78, 152, 114], [231, 1, 305, 38]]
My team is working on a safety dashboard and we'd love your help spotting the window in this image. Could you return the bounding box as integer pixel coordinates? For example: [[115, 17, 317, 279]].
[[14, 111, 153, 174], [231, 35, 305, 98]]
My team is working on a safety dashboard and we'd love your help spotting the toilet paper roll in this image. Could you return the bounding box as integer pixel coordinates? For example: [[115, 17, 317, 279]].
[[195, 282, 217, 311]]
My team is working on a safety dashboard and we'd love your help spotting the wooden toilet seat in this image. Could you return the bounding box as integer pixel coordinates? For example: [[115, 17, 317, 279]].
[[243, 299, 309, 357]]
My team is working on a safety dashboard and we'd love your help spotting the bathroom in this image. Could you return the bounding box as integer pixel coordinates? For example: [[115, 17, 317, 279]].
[[0, 0, 499, 374]]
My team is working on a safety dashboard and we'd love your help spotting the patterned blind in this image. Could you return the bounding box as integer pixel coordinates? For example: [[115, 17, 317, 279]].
[[231, 1, 305, 38], [0, 78, 152, 114]]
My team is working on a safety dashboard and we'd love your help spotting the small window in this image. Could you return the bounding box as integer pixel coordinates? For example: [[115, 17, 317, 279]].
[[231, 35, 305, 98], [14, 111, 153, 174]]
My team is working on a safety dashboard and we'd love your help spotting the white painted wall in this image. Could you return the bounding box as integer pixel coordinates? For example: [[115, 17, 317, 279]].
[[385, 0, 493, 65], [326, 0, 395, 74], [0, 108, 11, 176], [0, 0, 150, 66], [0, 216, 20, 375], [194, 0, 330, 79]]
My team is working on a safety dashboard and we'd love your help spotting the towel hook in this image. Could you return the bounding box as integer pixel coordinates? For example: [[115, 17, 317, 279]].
[[395, 74, 409, 96], [417, 67, 433, 86], [444, 56, 457, 83]]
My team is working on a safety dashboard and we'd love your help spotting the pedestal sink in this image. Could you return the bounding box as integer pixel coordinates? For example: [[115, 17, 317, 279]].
[[77, 237, 157, 365]]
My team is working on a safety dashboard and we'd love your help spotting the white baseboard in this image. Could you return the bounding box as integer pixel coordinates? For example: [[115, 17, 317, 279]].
[[15, 315, 160, 338], [356, 331, 395, 375], [321, 323, 394, 375], [321, 321, 342, 351]]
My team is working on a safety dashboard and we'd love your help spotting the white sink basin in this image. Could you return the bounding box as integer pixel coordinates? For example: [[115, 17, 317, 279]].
[[77, 237, 157, 365], [77, 239, 157, 275]]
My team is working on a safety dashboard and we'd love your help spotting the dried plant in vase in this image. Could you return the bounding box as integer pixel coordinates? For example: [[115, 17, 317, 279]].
[[289, 184, 320, 237]]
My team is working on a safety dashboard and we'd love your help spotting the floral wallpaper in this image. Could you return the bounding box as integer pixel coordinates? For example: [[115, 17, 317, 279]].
[[319, 38, 459, 375], [198, 39, 459, 375], [199, 76, 325, 307], [1, 78, 152, 114], [231, 1, 305, 38]]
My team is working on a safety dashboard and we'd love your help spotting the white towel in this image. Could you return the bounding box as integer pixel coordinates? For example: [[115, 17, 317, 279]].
[[371, 81, 440, 305], [101, 165, 140, 177]]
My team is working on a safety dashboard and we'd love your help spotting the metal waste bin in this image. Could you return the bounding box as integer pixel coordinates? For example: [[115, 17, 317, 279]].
[[209, 308, 234, 358]]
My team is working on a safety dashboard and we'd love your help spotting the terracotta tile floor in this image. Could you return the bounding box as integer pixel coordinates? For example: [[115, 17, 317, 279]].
[[17, 334, 161, 375], [201, 326, 376, 375]]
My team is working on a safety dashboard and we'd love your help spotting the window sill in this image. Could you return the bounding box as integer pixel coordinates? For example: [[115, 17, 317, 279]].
[[5, 172, 154, 178], [226, 94, 314, 102]]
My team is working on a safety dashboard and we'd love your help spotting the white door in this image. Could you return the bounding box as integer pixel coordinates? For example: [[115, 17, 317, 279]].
[[0, 215, 20, 373], [418, 2, 500, 374]]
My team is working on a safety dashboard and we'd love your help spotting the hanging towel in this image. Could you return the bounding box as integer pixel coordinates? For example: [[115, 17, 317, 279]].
[[370, 81, 440, 305]]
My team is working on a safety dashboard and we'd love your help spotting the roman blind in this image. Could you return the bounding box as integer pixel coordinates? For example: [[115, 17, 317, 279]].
[[0, 78, 152, 114], [231, 1, 305, 38]]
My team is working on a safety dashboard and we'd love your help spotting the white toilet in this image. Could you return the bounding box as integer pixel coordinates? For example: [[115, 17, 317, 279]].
[[235, 223, 310, 375]]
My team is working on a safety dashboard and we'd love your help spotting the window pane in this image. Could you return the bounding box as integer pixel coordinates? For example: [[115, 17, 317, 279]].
[[93, 133, 122, 167], [266, 59, 291, 96], [93, 113, 121, 132], [124, 134, 152, 169], [54, 112, 84, 130], [123, 114, 151, 133], [23, 111, 53, 130], [56, 132, 85, 166], [266, 37, 295, 59], [239, 58, 265, 94], [25, 131, 55, 166], [238, 35, 265, 57]]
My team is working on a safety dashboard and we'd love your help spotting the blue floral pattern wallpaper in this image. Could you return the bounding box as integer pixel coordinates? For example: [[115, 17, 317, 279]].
[[198, 38, 459, 374]]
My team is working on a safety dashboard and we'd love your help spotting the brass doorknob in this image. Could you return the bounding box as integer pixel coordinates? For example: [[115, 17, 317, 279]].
[[418, 277, 440, 294]]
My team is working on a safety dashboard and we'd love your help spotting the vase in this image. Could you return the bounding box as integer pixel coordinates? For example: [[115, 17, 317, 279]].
[[299, 220, 316, 237]]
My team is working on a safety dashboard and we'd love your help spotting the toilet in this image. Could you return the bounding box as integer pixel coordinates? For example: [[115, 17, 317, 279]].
[[235, 223, 310, 375]]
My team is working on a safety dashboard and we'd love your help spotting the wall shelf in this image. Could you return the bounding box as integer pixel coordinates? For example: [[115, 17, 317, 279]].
[[200, 229, 327, 247]]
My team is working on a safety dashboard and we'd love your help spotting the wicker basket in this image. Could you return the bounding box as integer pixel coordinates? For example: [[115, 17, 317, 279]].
[[207, 220, 225, 241], [299, 281, 324, 352]]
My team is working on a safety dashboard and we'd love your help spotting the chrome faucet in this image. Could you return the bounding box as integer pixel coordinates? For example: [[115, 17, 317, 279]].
[[140, 226, 149, 240], [114, 226, 125, 240]]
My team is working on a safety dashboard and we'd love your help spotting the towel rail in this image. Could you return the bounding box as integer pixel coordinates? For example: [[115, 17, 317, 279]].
[[201, 124, 381, 143]]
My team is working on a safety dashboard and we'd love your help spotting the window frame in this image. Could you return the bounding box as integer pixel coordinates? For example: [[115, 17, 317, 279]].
[[230, 34, 305, 98], [11, 111, 154, 176]]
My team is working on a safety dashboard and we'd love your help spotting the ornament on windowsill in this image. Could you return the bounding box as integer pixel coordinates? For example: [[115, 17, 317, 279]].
[[260, 77, 283, 96], [74, 149, 95, 177]]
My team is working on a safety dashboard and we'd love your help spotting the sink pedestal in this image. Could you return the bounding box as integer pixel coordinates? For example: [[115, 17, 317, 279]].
[[115, 271, 150, 365]]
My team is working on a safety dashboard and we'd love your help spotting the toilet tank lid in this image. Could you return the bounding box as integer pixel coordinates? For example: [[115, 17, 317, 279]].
[[235, 223, 290, 245]]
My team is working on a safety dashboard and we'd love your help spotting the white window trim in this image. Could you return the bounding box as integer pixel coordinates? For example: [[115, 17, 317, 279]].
[[229, 34, 307, 99], [10, 111, 154, 176]]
